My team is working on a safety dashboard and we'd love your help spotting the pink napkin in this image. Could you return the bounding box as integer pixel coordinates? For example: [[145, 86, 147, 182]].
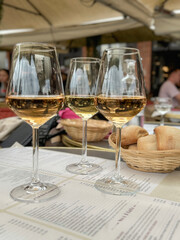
[[59, 108, 80, 119]]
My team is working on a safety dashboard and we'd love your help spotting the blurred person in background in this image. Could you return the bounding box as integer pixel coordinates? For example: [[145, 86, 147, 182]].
[[158, 69, 180, 108], [0, 69, 9, 97], [61, 66, 68, 90]]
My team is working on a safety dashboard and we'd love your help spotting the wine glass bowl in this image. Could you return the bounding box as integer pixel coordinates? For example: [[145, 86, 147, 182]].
[[154, 97, 172, 125], [6, 96, 64, 127], [94, 47, 146, 195], [65, 57, 103, 175], [6, 42, 64, 202]]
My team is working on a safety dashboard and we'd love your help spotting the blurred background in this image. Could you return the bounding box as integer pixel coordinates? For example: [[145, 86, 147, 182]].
[[0, 0, 180, 99]]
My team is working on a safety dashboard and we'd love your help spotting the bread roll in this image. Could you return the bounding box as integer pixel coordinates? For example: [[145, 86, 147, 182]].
[[121, 125, 149, 146], [137, 134, 157, 150], [128, 144, 137, 150], [154, 126, 180, 150]]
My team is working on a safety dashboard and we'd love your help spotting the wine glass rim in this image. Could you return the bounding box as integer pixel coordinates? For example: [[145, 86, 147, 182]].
[[154, 97, 172, 102], [15, 42, 56, 49], [71, 57, 101, 63], [104, 47, 140, 55]]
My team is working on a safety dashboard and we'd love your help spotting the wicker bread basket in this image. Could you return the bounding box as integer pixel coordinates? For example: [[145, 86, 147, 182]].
[[61, 119, 113, 142], [108, 132, 180, 173]]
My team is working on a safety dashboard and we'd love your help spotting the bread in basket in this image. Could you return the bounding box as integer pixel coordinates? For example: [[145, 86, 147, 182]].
[[61, 118, 113, 142], [108, 125, 180, 173]]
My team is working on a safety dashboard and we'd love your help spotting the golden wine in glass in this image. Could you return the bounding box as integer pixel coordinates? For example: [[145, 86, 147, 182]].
[[6, 42, 64, 202], [65, 57, 103, 175], [95, 48, 146, 195]]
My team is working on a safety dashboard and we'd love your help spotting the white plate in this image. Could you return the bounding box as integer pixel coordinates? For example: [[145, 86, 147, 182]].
[[166, 111, 180, 123]]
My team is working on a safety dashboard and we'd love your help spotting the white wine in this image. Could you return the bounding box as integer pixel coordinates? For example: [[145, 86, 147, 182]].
[[6, 95, 64, 127], [95, 95, 146, 127], [66, 95, 97, 120]]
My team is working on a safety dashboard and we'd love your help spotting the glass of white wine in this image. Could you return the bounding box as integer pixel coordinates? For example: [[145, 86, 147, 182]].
[[95, 48, 146, 195], [6, 42, 64, 202], [154, 97, 172, 125], [65, 57, 103, 175]]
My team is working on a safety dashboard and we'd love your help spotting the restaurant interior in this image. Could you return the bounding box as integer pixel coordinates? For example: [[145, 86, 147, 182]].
[[0, 1, 180, 240]]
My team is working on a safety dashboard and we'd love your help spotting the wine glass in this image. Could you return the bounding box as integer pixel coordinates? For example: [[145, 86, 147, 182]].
[[65, 57, 103, 175], [6, 42, 64, 202], [154, 97, 172, 125], [94, 48, 146, 195]]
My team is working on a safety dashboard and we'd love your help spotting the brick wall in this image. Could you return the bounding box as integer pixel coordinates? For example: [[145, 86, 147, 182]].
[[137, 41, 152, 94]]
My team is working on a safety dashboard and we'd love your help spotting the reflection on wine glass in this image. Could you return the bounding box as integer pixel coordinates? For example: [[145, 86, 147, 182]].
[[154, 97, 172, 126], [65, 57, 103, 175], [6, 42, 64, 202], [95, 48, 146, 195]]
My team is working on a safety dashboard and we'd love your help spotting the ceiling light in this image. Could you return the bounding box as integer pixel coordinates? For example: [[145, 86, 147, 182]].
[[0, 29, 34, 35], [150, 19, 155, 31], [172, 9, 180, 14]]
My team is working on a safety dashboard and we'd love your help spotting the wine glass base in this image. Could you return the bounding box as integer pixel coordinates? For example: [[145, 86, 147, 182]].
[[94, 176, 140, 195], [10, 182, 60, 203], [66, 163, 103, 175]]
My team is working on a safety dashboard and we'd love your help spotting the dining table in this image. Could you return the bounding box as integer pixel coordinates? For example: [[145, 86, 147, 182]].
[[0, 121, 180, 240]]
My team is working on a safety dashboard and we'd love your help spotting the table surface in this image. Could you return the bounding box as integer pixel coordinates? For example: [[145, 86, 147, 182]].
[[0, 145, 180, 240], [1, 101, 180, 240]]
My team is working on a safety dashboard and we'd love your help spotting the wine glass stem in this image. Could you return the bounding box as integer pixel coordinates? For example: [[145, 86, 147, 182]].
[[160, 114, 164, 126], [80, 120, 88, 165], [31, 127, 40, 184], [115, 127, 122, 179]]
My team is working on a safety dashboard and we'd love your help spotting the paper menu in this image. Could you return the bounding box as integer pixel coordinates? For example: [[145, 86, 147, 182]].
[[0, 212, 82, 240], [0, 147, 167, 194], [3, 180, 180, 240], [75, 159, 168, 194], [0, 147, 104, 176], [0, 147, 180, 240], [0, 164, 68, 209], [0, 147, 168, 195]]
